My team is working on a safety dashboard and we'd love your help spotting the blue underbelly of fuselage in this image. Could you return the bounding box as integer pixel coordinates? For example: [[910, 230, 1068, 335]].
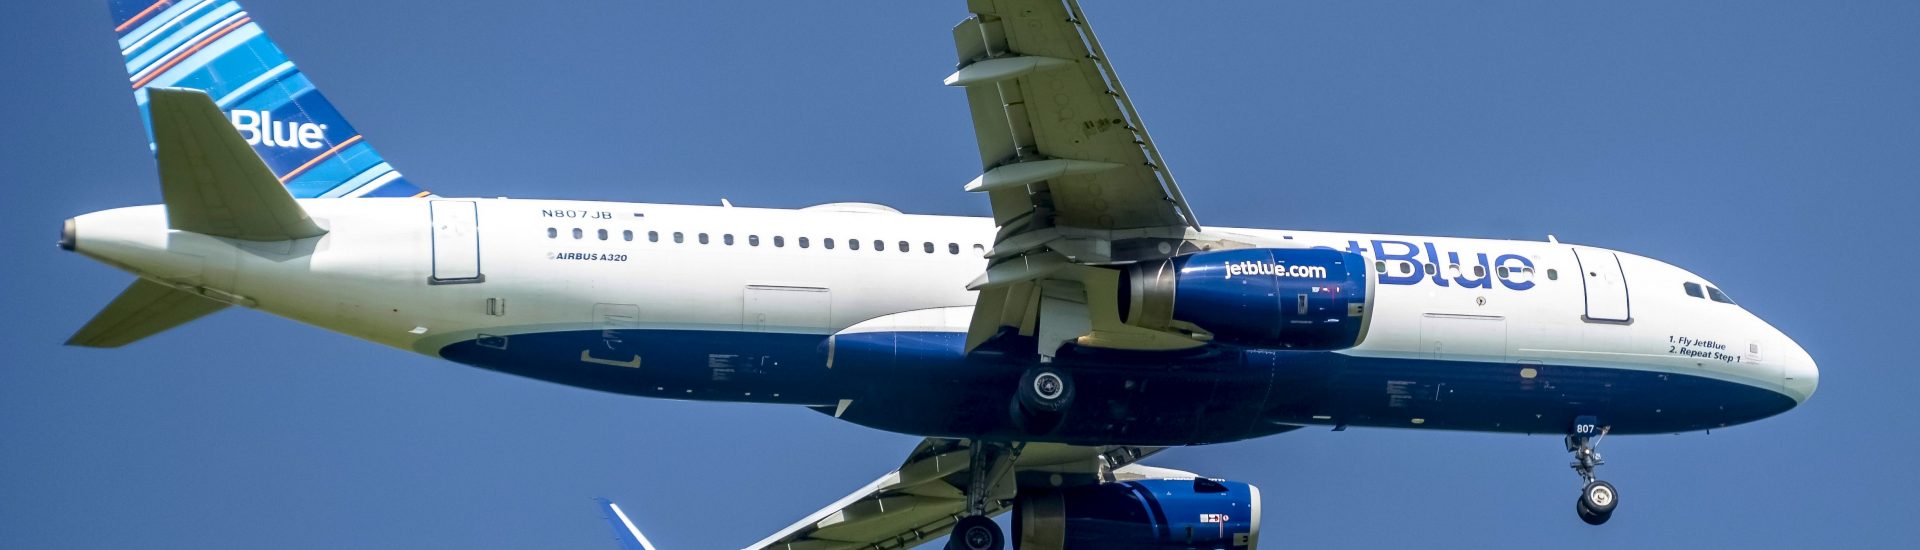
[[436, 329, 1795, 446]]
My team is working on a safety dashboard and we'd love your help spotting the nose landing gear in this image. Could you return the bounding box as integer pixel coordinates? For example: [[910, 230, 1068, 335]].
[[1567, 416, 1618, 525]]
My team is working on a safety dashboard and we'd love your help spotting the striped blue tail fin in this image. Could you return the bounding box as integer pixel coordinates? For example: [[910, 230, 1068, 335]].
[[109, 0, 427, 199]]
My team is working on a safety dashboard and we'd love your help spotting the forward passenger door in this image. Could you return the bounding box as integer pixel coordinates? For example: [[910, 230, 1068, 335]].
[[1572, 247, 1630, 323]]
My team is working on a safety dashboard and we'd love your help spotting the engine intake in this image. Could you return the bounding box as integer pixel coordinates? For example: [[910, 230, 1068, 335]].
[[1122, 248, 1374, 350]]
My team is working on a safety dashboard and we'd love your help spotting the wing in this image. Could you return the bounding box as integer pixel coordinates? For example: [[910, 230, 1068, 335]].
[[948, 0, 1268, 355], [950, 0, 1196, 253], [748, 439, 1162, 550]]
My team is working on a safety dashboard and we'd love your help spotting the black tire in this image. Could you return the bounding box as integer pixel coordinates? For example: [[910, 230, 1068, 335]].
[[948, 515, 1004, 550], [1580, 481, 1619, 515], [1576, 495, 1610, 525], [1010, 397, 1063, 436], [1017, 366, 1074, 414]]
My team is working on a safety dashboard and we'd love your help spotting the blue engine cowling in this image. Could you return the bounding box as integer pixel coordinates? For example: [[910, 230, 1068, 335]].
[[1122, 248, 1374, 350], [1015, 478, 1261, 549]]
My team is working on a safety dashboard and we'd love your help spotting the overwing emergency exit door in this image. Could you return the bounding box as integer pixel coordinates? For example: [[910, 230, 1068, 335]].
[[429, 200, 484, 284], [1572, 247, 1629, 322]]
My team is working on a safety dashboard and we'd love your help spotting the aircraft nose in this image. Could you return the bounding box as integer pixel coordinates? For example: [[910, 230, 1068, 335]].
[[1780, 336, 1818, 404]]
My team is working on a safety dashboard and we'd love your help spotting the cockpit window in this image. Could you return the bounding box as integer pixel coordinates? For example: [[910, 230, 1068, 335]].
[[1707, 286, 1735, 304], [1683, 282, 1705, 299]]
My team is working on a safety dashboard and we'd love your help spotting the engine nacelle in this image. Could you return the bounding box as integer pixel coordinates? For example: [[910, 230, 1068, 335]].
[[1122, 248, 1374, 350], [1016, 478, 1261, 549]]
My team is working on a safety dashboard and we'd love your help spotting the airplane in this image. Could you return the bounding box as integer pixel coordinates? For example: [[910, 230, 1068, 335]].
[[68, 0, 1818, 548]]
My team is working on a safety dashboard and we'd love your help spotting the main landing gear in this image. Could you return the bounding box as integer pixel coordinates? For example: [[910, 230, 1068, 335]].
[[950, 515, 1001, 550], [1011, 366, 1074, 435], [949, 441, 1020, 550], [1566, 416, 1618, 525]]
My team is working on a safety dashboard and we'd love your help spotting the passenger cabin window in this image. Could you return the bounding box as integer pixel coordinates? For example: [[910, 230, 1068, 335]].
[[949, 243, 961, 255], [1547, 269, 1559, 281], [723, 234, 734, 245], [824, 238, 835, 249], [924, 242, 935, 253], [899, 241, 910, 253], [875, 240, 885, 251], [597, 229, 608, 241], [1375, 261, 1386, 273], [749, 235, 761, 246], [622, 230, 633, 241], [1707, 286, 1735, 304], [774, 236, 786, 247], [572, 228, 583, 240], [673, 232, 684, 243], [649, 231, 659, 242], [1423, 263, 1435, 275], [849, 239, 861, 251], [973, 244, 986, 254], [1684, 282, 1705, 299], [799, 237, 811, 248], [699, 233, 710, 245], [546, 228, 557, 239]]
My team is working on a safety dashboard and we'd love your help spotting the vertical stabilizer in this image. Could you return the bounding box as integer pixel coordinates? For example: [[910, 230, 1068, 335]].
[[110, 0, 428, 198]]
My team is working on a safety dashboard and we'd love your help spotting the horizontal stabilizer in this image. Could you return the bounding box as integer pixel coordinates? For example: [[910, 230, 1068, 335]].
[[149, 87, 326, 241], [66, 279, 227, 348]]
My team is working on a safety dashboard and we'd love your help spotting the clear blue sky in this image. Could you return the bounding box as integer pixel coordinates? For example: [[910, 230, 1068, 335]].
[[3, 1, 1914, 548]]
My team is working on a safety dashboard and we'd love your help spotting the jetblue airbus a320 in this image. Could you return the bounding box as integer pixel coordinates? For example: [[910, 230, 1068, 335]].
[[69, 0, 1819, 548]]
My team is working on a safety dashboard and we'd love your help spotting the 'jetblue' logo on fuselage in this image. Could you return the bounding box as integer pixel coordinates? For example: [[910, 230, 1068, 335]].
[[229, 109, 329, 149], [1223, 261, 1328, 280], [1338, 240, 1538, 291]]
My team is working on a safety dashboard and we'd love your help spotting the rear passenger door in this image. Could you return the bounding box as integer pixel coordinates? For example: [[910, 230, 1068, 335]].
[[428, 200, 484, 284]]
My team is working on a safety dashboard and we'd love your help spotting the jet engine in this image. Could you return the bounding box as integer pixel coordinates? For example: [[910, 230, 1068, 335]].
[[1120, 248, 1374, 350], [1014, 478, 1261, 550]]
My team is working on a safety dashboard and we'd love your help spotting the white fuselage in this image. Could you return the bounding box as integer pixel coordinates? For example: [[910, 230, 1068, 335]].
[[68, 197, 1818, 438]]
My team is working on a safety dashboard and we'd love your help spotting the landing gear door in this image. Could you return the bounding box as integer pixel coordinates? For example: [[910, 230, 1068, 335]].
[[429, 200, 484, 285], [1572, 247, 1628, 323]]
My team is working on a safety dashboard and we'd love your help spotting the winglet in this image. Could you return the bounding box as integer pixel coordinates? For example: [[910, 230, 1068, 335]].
[[595, 498, 659, 550], [148, 87, 326, 241]]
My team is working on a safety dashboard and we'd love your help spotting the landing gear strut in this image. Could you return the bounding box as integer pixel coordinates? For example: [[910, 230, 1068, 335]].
[[1566, 416, 1618, 525], [949, 441, 1019, 550]]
